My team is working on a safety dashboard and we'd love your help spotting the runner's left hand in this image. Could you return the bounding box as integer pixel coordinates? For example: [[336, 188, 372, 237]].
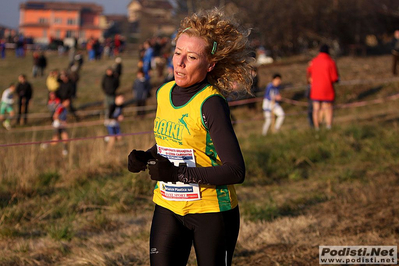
[[148, 154, 178, 182]]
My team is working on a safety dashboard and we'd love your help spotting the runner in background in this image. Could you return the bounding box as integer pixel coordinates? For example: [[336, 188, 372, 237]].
[[262, 73, 285, 135], [128, 8, 253, 266]]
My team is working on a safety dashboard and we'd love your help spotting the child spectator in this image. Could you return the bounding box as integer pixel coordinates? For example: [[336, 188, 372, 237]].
[[0, 84, 16, 130], [262, 73, 285, 136], [47, 91, 60, 121], [52, 98, 70, 156], [37, 52, 47, 77], [104, 94, 124, 153]]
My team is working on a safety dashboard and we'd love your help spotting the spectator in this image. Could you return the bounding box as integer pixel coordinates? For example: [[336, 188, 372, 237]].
[[132, 69, 151, 116], [0, 84, 16, 130], [391, 30, 399, 75], [248, 66, 259, 110], [32, 51, 40, 77], [56, 73, 79, 121], [15, 36, 25, 57], [73, 53, 84, 72], [87, 38, 95, 61], [101, 67, 119, 116], [305, 61, 314, 128], [142, 40, 153, 82], [93, 39, 102, 60], [41, 98, 70, 156], [68, 46, 76, 68], [152, 36, 167, 78], [104, 94, 125, 153], [37, 52, 47, 77], [46, 69, 60, 92], [16, 74, 33, 125], [262, 73, 285, 135], [307, 44, 339, 130], [103, 37, 113, 58], [68, 65, 80, 99], [47, 91, 60, 121], [114, 34, 121, 56], [163, 65, 174, 83], [1, 39, 6, 59], [113, 57, 123, 80]]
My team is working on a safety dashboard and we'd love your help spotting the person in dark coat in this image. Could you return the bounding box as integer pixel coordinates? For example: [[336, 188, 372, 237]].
[[16, 74, 33, 125], [102, 67, 120, 116], [56, 73, 79, 121], [37, 52, 47, 77], [132, 69, 151, 116]]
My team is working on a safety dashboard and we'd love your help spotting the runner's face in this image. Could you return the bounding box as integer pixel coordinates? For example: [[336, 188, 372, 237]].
[[173, 34, 214, 88]]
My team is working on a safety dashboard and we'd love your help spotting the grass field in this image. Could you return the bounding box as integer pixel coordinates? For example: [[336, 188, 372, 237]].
[[0, 50, 398, 265]]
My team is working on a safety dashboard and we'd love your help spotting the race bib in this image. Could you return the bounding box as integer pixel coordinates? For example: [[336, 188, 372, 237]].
[[157, 145, 201, 201]]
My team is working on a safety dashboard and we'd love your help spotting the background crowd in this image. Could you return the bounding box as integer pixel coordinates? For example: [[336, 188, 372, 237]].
[[1, 29, 399, 154]]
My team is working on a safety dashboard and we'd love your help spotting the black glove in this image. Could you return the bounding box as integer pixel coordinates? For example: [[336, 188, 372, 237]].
[[148, 154, 179, 182], [128, 149, 154, 173]]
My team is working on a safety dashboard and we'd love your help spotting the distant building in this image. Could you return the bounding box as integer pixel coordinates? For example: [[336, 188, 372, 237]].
[[19, 1, 103, 45], [0, 25, 12, 40], [127, 0, 176, 42], [100, 14, 129, 39]]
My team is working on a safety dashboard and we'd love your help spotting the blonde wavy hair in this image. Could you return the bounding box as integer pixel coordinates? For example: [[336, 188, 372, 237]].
[[175, 8, 253, 97]]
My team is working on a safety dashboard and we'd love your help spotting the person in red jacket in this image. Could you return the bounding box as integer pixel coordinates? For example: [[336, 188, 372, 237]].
[[307, 44, 339, 130]]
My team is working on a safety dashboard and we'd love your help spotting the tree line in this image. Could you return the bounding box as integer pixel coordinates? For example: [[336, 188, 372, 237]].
[[173, 0, 399, 56]]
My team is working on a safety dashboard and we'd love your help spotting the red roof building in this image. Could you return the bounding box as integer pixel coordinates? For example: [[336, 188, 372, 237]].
[[19, 1, 103, 44]]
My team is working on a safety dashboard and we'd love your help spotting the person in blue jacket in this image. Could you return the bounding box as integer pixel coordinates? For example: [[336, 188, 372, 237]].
[[262, 73, 285, 135]]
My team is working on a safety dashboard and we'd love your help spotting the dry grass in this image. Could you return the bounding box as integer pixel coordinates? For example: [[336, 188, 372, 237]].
[[0, 52, 399, 265]]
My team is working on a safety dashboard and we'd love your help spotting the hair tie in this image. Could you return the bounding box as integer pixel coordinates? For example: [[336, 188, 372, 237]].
[[182, 27, 191, 33], [211, 41, 217, 55]]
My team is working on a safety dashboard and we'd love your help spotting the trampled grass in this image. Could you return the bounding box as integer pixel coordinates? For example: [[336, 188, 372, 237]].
[[0, 51, 398, 265]]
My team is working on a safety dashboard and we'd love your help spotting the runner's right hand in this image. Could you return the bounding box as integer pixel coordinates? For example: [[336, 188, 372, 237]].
[[128, 149, 154, 173]]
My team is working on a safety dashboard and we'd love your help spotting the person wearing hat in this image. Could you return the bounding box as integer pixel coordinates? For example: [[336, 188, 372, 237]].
[[307, 44, 339, 130]]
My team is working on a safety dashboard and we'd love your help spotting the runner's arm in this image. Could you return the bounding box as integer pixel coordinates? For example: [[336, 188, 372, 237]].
[[180, 96, 245, 186]]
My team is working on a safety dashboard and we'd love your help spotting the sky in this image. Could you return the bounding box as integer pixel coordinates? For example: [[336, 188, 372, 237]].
[[0, 0, 133, 29]]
